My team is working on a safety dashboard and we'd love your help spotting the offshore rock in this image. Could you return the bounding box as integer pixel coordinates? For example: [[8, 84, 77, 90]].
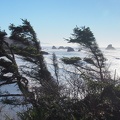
[[106, 44, 115, 50], [52, 46, 57, 49], [67, 47, 74, 52], [58, 46, 65, 49]]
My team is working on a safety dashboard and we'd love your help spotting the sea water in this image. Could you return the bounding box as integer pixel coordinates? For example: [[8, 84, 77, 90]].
[[43, 47, 120, 78]]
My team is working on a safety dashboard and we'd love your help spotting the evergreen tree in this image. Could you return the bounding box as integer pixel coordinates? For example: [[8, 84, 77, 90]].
[[65, 26, 108, 81], [0, 19, 59, 108]]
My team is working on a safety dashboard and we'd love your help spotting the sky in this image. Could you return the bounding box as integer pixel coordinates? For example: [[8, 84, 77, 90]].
[[0, 0, 120, 47]]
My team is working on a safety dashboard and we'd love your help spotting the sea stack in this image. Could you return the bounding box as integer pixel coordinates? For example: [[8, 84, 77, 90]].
[[52, 46, 57, 49], [67, 47, 74, 52], [58, 46, 65, 49], [106, 44, 115, 50]]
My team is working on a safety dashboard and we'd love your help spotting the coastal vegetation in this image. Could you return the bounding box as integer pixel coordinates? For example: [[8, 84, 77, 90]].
[[0, 19, 120, 120]]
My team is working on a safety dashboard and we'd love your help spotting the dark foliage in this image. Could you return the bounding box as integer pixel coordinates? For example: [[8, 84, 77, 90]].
[[61, 57, 81, 64]]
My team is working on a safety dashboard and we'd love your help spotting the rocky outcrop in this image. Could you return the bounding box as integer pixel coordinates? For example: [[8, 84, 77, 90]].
[[106, 44, 115, 50], [41, 51, 49, 55], [64, 47, 69, 49], [52, 46, 57, 49], [78, 48, 82, 51], [67, 47, 74, 52], [58, 46, 65, 49]]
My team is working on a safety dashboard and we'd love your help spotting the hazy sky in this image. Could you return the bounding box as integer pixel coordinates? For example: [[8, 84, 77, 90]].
[[0, 0, 120, 47]]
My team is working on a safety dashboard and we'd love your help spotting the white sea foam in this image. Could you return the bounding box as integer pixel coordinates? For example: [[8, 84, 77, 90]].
[[43, 47, 120, 78]]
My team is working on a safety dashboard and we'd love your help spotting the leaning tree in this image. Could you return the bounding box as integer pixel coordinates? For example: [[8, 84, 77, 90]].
[[0, 19, 59, 109], [63, 26, 109, 82]]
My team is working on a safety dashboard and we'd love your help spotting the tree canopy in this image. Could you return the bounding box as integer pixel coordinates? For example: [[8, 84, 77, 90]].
[[65, 26, 107, 81]]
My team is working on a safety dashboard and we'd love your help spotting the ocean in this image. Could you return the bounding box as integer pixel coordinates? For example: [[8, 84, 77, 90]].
[[42, 46, 120, 78]]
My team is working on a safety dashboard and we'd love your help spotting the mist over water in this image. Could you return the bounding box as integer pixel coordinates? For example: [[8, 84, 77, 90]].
[[43, 46, 120, 78]]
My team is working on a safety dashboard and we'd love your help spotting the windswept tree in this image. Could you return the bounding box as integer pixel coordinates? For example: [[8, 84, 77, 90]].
[[59, 26, 120, 120], [0, 19, 59, 109], [64, 26, 108, 81], [60, 26, 112, 104], [9, 19, 56, 89]]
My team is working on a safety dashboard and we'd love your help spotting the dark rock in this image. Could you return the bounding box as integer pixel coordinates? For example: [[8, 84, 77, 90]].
[[67, 47, 74, 52], [58, 46, 65, 49], [52, 46, 57, 49], [64, 47, 69, 49], [116, 58, 120, 60], [41, 51, 49, 55], [78, 48, 82, 51], [106, 44, 115, 50]]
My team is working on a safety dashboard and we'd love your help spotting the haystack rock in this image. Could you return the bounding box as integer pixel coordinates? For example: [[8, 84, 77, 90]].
[[58, 46, 65, 49], [106, 44, 115, 50], [64, 46, 69, 49], [52, 46, 57, 49], [67, 47, 74, 52]]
